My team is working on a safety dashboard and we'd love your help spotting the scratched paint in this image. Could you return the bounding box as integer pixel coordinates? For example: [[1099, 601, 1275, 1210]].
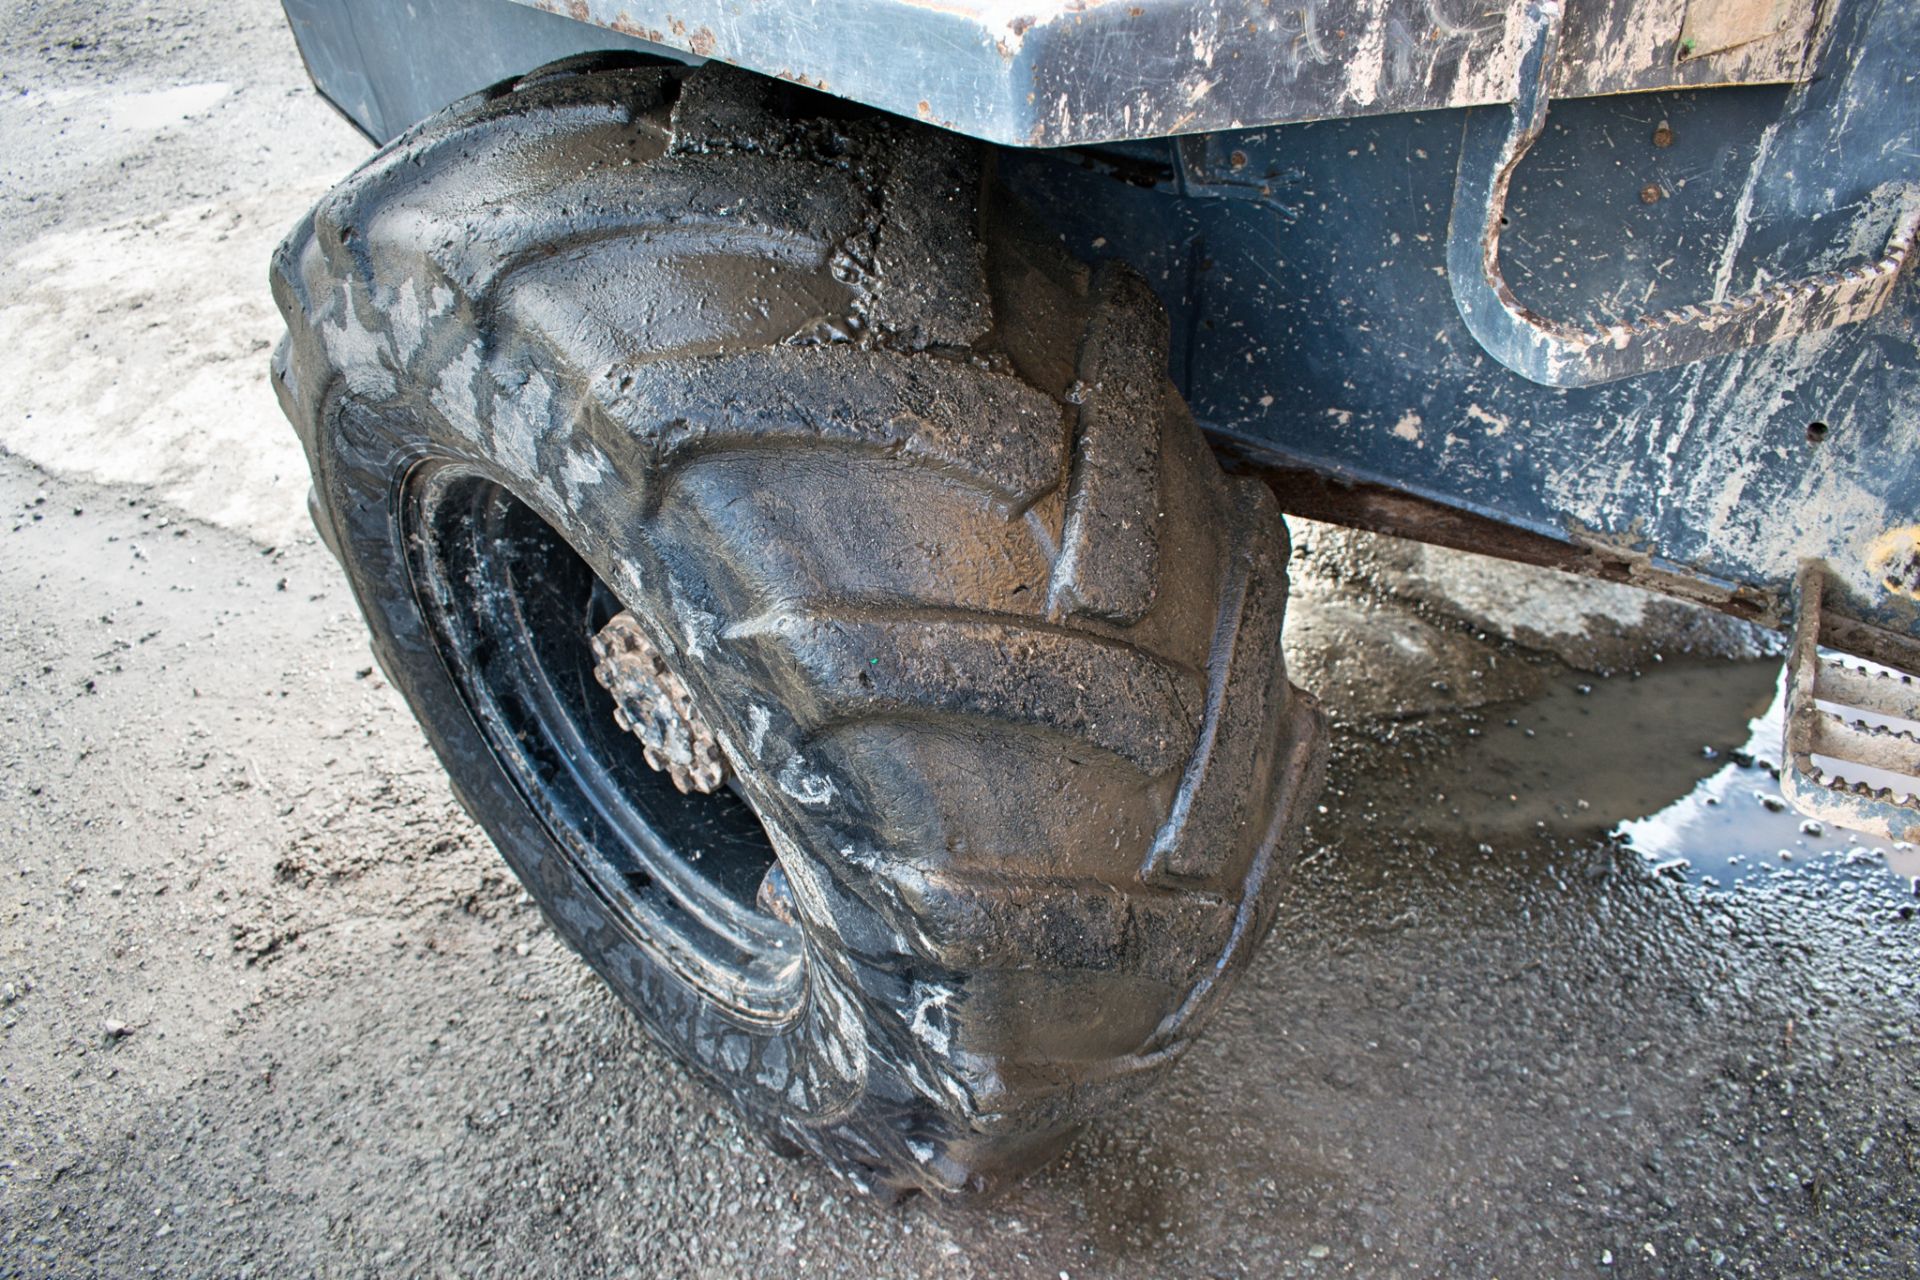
[[1868, 528, 1920, 602], [507, 0, 1818, 146], [1446, 1, 1918, 391], [996, 0, 1917, 638]]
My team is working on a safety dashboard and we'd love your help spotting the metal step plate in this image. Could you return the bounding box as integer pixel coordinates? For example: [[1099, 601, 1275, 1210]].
[[1783, 565, 1920, 843]]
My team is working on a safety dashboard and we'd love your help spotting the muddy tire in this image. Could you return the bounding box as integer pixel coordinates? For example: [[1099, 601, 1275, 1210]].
[[270, 54, 1325, 1198]]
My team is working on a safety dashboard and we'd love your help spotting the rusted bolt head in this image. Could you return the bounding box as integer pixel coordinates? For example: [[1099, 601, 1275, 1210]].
[[1229, 149, 1249, 171], [1640, 184, 1663, 205], [1653, 122, 1675, 148]]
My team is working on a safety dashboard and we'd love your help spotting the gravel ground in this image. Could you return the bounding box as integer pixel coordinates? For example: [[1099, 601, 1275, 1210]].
[[2, 0, 1918, 1276]]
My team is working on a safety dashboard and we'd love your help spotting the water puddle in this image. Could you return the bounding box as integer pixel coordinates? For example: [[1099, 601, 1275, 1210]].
[[1616, 663, 1919, 889], [1385, 658, 1918, 889]]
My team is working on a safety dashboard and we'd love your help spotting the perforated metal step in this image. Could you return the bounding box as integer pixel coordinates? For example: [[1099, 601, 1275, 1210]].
[[1782, 565, 1920, 843]]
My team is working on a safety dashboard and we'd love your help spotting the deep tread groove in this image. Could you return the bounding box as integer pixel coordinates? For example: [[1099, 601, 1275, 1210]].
[[725, 604, 1202, 774], [1145, 477, 1295, 882], [1048, 263, 1171, 626], [604, 346, 1067, 513]]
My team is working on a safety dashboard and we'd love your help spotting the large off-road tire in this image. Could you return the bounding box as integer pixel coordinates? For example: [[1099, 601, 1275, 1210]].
[[271, 53, 1325, 1198]]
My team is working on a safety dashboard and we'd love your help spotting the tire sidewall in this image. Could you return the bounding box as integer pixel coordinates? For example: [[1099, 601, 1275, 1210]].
[[314, 382, 882, 1143]]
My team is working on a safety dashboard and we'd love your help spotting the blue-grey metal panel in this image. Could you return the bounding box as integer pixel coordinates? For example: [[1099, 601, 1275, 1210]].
[[1446, 0, 1918, 390], [1002, 0, 1919, 633], [507, 0, 1822, 146], [281, 0, 687, 142]]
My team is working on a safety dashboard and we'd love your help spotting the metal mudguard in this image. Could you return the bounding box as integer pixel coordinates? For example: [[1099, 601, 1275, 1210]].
[[511, 0, 1822, 145], [286, 0, 1825, 146]]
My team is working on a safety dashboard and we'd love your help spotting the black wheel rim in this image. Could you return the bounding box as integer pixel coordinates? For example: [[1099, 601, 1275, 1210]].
[[403, 462, 803, 1021]]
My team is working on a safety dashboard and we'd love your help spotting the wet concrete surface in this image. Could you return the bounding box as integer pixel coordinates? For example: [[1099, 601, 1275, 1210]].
[[4, 454, 1918, 1280], [3, 0, 1919, 1274]]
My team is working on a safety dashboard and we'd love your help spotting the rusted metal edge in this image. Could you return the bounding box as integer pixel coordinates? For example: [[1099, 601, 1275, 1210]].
[[1447, 0, 1920, 389], [1218, 444, 1778, 625]]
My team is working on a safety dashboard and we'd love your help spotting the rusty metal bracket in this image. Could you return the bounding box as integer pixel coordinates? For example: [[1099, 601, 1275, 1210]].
[[1447, 0, 1920, 390], [1781, 563, 1920, 844]]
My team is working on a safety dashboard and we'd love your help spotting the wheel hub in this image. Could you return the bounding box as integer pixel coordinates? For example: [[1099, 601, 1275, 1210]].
[[590, 611, 730, 795]]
